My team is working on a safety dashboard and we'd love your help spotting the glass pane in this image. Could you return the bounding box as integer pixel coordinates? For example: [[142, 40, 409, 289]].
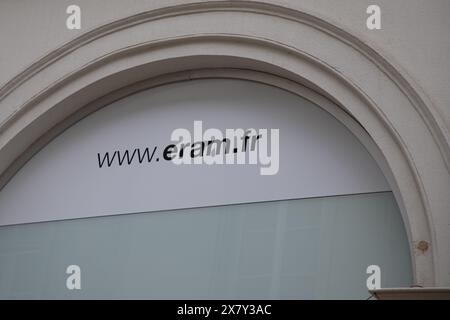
[[0, 191, 411, 299]]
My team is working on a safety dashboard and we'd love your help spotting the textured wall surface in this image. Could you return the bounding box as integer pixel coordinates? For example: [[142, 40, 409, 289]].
[[0, 0, 448, 129], [0, 0, 448, 288]]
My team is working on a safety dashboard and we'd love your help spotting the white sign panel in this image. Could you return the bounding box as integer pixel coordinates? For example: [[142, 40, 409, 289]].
[[0, 79, 390, 225]]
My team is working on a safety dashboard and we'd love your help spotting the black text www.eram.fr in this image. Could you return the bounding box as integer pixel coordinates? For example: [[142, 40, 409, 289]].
[[97, 121, 279, 175]]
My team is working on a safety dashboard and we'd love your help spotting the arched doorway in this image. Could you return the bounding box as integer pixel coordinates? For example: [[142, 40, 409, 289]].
[[0, 78, 412, 298], [1, 1, 447, 293]]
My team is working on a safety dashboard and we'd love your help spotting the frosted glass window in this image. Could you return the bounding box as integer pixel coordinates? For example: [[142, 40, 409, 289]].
[[0, 192, 411, 299]]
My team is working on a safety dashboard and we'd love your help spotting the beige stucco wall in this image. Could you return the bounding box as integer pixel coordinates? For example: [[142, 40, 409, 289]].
[[1, 0, 449, 130], [0, 0, 448, 288]]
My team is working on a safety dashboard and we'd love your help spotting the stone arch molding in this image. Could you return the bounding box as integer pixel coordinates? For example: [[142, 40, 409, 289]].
[[0, 1, 448, 287]]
